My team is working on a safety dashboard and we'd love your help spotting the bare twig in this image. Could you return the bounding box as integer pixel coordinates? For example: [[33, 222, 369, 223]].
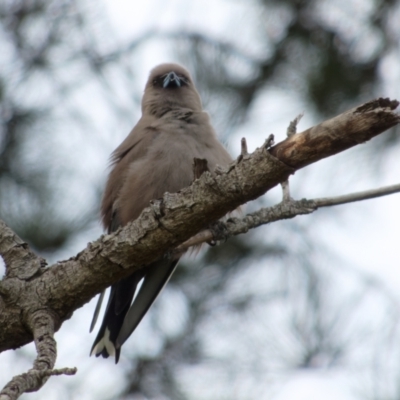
[[264, 134, 275, 149], [286, 113, 303, 137], [241, 137, 248, 155], [281, 113, 304, 199], [314, 183, 400, 207], [174, 183, 400, 254], [281, 180, 292, 202]]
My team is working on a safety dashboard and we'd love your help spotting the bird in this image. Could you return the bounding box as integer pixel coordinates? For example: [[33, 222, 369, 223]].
[[90, 63, 232, 363]]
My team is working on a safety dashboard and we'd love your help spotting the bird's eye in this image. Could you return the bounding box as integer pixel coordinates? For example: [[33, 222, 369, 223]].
[[181, 75, 189, 83], [152, 76, 166, 87]]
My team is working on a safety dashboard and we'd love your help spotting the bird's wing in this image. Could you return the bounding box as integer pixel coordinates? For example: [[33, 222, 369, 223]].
[[89, 208, 124, 333]]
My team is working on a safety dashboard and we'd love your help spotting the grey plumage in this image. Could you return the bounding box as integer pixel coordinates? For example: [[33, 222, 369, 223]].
[[90, 63, 232, 363]]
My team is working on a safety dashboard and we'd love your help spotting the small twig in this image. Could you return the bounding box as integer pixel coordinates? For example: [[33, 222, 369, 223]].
[[173, 183, 400, 254], [280, 113, 304, 201], [314, 183, 400, 207], [174, 230, 213, 256], [286, 113, 304, 137], [281, 180, 292, 202], [264, 134, 275, 149], [0, 368, 77, 400], [241, 137, 248, 155], [38, 367, 77, 377]]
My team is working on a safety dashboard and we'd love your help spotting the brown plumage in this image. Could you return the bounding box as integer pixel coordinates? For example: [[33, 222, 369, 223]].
[[90, 63, 232, 363]]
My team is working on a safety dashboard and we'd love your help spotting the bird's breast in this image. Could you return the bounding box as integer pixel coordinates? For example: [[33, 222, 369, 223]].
[[117, 115, 230, 224]]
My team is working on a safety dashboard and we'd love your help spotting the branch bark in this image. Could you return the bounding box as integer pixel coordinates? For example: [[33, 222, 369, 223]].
[[269, 98, 399, 168], [0, 97, 399, 397]]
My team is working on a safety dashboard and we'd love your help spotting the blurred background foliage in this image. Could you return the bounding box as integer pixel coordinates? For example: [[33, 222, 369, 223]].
[[1, 0, 400, 399]]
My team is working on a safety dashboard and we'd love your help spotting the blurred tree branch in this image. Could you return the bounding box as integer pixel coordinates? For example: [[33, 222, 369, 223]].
[[0, 97, 399, 399]]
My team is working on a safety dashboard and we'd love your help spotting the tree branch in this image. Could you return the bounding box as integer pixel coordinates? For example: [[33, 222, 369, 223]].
[[0, 310, 76, 400], [313, 183, 400, 207], [174, 183, 400, 254], [0, 97, 399, 398], [269, 98, 399, 169]]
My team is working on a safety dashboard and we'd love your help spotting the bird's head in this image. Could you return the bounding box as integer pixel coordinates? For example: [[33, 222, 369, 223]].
[[142, 63, 203, 116]]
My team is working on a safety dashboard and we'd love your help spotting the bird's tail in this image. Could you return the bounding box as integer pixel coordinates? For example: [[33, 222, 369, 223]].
[[90, 259, 179, 363], [90, 272, 142, 363]]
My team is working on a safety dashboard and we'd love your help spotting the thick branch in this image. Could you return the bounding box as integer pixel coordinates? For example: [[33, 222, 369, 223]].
[[0, 97, 398, 356], [270, 98, 399, 169]]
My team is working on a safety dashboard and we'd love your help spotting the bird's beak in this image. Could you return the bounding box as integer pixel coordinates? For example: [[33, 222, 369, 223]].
[[163, 72, 182, 88]]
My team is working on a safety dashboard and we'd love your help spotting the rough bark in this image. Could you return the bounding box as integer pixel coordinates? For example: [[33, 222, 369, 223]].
[[269, 98, 399, 168]]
